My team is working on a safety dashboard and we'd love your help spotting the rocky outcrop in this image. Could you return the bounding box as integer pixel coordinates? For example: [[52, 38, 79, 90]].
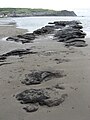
[[53, 20, 87, 47], [6, 33, 35, 44], [22, 70, 65, 85], [16, 87, 68, 112], [6, 26, 54, 43], [0, 49, 37, 61], [6, 20, 87, 47], [16, 89, 50, 104], [33, 26, 54, 35], [49, 20, 81, 26], [16, 68, 67, 112]]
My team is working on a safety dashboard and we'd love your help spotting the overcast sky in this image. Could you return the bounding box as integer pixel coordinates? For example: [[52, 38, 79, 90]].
[[0, 0, 90, 16]]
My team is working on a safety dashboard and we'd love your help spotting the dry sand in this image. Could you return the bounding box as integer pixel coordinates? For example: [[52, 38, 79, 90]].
[[0, 25, 90, 120]]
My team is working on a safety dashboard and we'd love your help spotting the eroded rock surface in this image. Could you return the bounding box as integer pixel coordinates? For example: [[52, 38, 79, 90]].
[[6, 20, 87, 47], [6, 26, 54, 43], [16, 89, 50, 104], [0, 49, 37, 61], [16, 87, 68, 112], [22, 70, 65, 85], [6, 33, 35, 44], [33, 26, 54, 35], [53, 20, 87, 47], [23, 104, 39, 112]]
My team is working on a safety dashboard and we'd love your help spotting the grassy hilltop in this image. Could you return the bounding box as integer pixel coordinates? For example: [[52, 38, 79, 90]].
[[0, 8, 77, 17]]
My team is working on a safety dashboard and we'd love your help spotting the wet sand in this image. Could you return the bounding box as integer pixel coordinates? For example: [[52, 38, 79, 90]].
[[0, 25, 90, 120], [0, 25, 28, 39]]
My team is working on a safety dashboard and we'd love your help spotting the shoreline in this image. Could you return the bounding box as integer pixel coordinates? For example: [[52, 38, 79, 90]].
[[0, 25, 28, 55], [0, 25, 28, 39], [0, 22, 90, 120]]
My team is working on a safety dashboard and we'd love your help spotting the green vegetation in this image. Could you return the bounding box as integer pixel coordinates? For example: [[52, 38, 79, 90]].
[[0, 8, 53, 13], [0, 8, 77, 17]]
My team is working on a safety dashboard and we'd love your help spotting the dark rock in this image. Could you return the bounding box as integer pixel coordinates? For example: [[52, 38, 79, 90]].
[[3, 49, 37, 57], [70, 24, 83, 29], [22, 70, 65, 85], [40, 94, 68, 107], [6, 36, 19, 42], [6, 33, 35, 44], [64, 38, 88, 47], [23, 104, 38, 112], [49, 20, 81, 26], [2, 49, 30, 57], [6, 20, 87, 47], [54, 58, 70, 64], [0, 55, 7, 62], [54, 29, 86, 42], [64, 38, 86, 43], [33, 26, 54, 35], [16, 89, 50, 104], [0, 62, 12, 66], [65, 41, 88, 47], [16, 88, 68, 108], [54, 84, 65, 90], [53, 20, 87, 47], [17, 33, 35, 40], [6, 35, 34, 44], [0, 49, 37, 61]]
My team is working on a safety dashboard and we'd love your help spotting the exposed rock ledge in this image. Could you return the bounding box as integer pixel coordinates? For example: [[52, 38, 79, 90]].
[[6, 20, 87, 47]]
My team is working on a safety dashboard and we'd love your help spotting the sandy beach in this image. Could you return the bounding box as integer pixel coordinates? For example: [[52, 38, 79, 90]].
[[0, 24, 90, 120], [0, 25, 28, 39]]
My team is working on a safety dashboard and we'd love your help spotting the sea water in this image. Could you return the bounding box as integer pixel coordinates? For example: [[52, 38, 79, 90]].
[[12, 16, 90, 38], [0, 16, 90, 37]]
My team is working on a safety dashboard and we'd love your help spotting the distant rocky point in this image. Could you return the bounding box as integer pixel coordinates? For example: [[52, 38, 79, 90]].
[[0, 8, 77, 17]]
